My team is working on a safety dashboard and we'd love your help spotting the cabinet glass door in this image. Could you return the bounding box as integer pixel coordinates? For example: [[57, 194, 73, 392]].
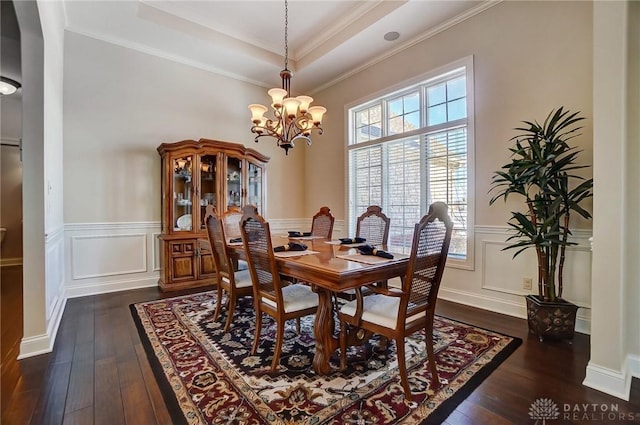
[[199, 154, 217, 229], [247, 162, 263, 213], [226, 156, 243, 210], [173, 154, 193, 231]]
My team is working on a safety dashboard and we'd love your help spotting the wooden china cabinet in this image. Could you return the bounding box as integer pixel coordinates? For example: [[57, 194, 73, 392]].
[[157, 138, 269, 291]]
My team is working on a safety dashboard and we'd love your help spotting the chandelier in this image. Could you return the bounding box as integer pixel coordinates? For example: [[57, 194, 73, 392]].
[[248, 0, 326, 155]]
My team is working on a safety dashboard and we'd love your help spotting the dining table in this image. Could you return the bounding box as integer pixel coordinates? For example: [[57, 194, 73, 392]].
[[226, 234, 410, 375]]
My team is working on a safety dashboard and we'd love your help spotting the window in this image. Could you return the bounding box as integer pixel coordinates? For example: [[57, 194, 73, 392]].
[[347, 57, 474, 269]]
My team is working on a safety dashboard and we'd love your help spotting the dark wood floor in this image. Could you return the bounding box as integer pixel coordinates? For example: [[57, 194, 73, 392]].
[[2, 282, 639, 425], [1, 265, 24, 416]]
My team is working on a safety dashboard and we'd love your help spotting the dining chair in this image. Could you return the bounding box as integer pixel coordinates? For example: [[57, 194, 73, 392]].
[[239, 205, 319, 371], [338, 202, 453, 401], [356, 205, 390, 246], [310, 206, 335, 239], [205, 207, 253, 333], [222, 206, 248, 270], [336, 205, 392, 303], [222, 206, 243, 240]]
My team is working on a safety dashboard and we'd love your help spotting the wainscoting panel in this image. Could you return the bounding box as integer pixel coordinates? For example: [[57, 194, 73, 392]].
[[482, 240, 538, 297], [45, 226, 65, 321], [441, 225, 593, 335], [482, 240, 592, 306], [65, 222, 161, 298], [152, 232, 161, 272], [71, 233, 147, 279]]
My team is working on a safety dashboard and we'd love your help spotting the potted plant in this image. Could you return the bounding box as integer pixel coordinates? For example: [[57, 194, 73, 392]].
[[489, 107, 593, 341]]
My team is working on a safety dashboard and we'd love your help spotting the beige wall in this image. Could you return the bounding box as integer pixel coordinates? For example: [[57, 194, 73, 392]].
[[625, 0, 640, 366], [0, 97, 23, 261], [63, 32, 306, 223], [0, 144, 22, 261], [308, 1, 593, 230]]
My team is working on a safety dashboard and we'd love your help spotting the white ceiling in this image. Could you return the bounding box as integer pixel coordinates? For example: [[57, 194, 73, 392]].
[[62, 0, 495, 93]]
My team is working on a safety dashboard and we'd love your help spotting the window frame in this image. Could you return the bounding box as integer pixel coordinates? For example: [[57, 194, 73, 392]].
[[345, 56, 475, 270]]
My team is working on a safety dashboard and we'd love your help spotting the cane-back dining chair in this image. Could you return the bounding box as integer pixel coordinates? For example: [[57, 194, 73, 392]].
[[339, 202, 453, 401], [239, 205, 319, 371], [205, 207, 253, 333], [222, 206, 243, 240], [337, 205, 392, 302], [356, 205, 390, 246], [222, 206, 248, 270], [310, 206, 335, 239]]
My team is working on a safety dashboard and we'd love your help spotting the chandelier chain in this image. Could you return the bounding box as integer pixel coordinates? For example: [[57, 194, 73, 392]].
[[284, 0, 289, 70]]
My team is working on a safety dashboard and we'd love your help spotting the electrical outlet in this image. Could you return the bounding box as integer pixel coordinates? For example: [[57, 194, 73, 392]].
[[522, 277, 533, 290]]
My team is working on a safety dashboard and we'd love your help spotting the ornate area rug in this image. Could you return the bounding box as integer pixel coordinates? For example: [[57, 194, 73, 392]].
[[131, 291, 521, 424]]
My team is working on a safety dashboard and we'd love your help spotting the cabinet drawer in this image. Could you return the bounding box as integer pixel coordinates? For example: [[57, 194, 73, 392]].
[[170, 241, 195, 255]]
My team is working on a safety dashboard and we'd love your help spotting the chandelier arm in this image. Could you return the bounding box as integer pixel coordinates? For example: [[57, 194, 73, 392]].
[[291, 133, 313, 147], [292, 115, 313, 132]]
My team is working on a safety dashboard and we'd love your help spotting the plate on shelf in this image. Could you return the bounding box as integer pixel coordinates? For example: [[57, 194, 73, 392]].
[[176, 214, 192, 230]]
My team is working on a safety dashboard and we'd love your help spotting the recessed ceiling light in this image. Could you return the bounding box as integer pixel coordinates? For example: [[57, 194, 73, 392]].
[[0, 77, 21, 96], [384, 31, 400, 42]]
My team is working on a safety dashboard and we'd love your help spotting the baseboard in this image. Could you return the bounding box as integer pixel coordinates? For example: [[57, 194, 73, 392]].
[[583, 361, 632, 401], [18, 294, 67, 359], [65, 276, 159, 299], [438, 286, 591, 335], [0, 257, 23, 267], [439, 286, 526, 319], [627, 354, 640, 379]]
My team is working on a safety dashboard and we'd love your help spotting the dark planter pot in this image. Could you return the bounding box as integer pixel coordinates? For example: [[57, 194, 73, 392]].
[[525, 294, 578, 342]]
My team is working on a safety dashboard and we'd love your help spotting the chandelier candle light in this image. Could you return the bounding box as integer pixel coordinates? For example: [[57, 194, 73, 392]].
[[248, 0, 326, 155]]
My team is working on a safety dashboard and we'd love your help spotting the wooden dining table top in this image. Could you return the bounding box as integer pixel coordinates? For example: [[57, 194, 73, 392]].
[[227, 235, 410, 293]]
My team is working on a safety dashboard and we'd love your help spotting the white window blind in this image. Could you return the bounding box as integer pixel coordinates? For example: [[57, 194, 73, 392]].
[[347, 58, 474, 268]]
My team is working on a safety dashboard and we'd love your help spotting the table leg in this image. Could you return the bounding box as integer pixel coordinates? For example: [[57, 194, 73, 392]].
[[312, 287, 338, 375]]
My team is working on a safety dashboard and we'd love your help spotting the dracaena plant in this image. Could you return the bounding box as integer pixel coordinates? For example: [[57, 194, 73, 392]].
[[489, 107, 593, 302]]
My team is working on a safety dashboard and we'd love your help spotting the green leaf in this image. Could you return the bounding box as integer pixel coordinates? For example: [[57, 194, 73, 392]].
[[489, 107, 592, 299]]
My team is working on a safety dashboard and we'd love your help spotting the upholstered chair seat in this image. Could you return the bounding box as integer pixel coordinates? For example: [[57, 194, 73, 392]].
[[261, 283, 318, 313], [221, 268, 252, 289]]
